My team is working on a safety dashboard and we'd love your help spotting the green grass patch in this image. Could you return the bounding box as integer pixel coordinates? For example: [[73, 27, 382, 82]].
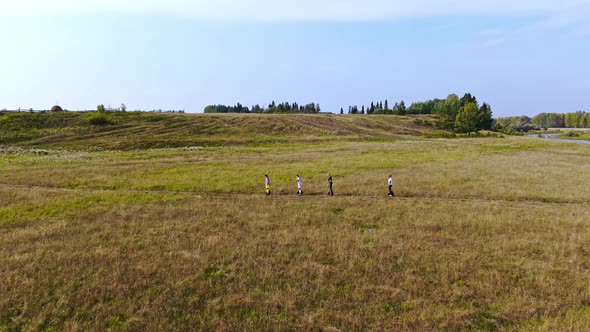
[[1, 119, 589, 330], [0, 192, 187, 226]]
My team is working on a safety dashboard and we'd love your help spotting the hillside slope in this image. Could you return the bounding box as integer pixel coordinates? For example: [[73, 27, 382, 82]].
[[0, 112, 441, 150]]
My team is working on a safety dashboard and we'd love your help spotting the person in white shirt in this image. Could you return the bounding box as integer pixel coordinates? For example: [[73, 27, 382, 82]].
[[296, 175, 303, 195], [388, 175, 395, 197]]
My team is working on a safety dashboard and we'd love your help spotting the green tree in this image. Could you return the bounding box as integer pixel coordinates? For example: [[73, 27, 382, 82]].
[[575, 111, 585, 128], [493, 116, 537, 133], [340, 107, 344, 115], [460, 93, 477, 107], [479, 103, 494, 130], [565, 113, 574, 128], [435, 94, 461, 130], [97, 104, 105, 113], [252, 104, 263, 113], [532, 113, 549, 128], [455, 102, 481, 135], [398, 101, 406, 115]]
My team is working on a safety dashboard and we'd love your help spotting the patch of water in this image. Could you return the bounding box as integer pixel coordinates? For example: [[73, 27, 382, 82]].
[[527, 134, 590, 145]]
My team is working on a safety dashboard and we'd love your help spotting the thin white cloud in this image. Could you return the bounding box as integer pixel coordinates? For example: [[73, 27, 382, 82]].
[[1, 0, 589, 21]]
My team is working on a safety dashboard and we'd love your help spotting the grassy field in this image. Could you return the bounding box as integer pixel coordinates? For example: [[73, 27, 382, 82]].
[[539, 128, 590, 141], [0, 112, 439, 150], [1, 113, 589, 331], [559, 132, 590, 141]]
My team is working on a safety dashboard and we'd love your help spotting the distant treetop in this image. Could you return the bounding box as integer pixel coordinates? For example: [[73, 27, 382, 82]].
[[204, 102, 321, 114]]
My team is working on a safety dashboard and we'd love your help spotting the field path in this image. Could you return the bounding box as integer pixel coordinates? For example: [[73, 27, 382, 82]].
[[2, 182, 587, 206]]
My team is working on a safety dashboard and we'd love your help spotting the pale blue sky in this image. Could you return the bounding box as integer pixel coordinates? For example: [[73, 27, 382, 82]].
[[1, 1, 589, 116]]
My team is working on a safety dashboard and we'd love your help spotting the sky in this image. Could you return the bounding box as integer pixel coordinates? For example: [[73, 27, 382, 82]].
[[1, 0, 589, 117]]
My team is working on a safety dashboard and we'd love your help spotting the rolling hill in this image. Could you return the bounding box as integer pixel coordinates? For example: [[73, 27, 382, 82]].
[[0, 112, 442, 150]]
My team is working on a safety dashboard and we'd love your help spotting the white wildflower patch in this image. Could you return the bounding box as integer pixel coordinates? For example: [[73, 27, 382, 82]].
[[28, 152, 102, 164], [0, 146, 104, 164], [140, 146, 205, 152], [0, 146, 57, 156]]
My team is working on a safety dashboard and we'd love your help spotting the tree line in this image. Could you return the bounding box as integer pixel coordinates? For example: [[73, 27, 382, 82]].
[[343, 93, 493, 133], [204, 102, 321, 114], [204, 93, 493, 134], [494, 111, 590, 133], [342, 100, 407, 115]]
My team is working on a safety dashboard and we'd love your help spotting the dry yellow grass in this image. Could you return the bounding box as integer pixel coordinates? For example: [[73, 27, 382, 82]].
[[1, 129, 589, 330], [0, 112, 438, 150]]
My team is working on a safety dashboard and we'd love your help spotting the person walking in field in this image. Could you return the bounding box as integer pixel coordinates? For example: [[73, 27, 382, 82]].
[[388, 175, 395, 197], [265, 174, 271, 195], [327, 173, 333, 196], [296, 175, 303, 195]]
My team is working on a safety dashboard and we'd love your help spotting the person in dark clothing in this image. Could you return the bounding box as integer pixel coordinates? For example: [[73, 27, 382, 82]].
[[327, 173, 333, 196]]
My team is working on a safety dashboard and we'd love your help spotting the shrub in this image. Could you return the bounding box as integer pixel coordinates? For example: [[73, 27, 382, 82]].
[[414, 119, 433, 127], [422, 131, 457, 139], [88, 114, 112, 126]]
